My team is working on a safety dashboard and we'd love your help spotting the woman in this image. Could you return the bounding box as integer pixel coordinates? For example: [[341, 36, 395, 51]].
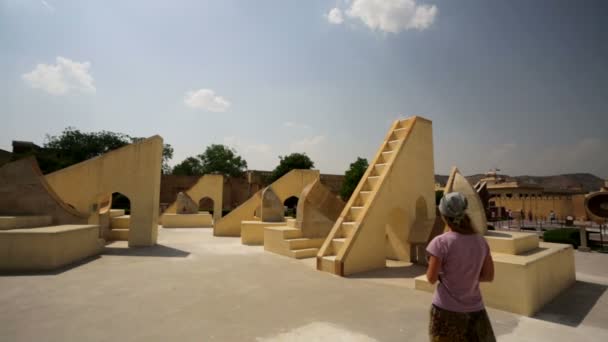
[[426, 192, 496, 342]]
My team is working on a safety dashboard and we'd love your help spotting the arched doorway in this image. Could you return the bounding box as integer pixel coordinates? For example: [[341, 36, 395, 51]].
[[283, 196, 299, 218], [112, 192, 131, 214], [107, 192, 131, 241], [199, 196, 215, 216]]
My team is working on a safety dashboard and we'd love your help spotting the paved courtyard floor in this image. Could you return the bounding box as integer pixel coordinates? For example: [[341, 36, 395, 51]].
[[1, 228, 607, 341]]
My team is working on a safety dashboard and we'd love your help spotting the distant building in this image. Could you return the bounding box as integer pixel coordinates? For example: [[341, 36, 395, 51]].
[[479, 170, 588, 220], [11, 140, 41, 154], [0, 148, 12, 167]]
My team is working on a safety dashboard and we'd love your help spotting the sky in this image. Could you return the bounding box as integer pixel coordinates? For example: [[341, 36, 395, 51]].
[[1, 0, 607, 178]]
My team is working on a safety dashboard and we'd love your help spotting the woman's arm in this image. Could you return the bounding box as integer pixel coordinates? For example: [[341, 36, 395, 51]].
[[479, 252, 494, 282], [426, 255, 441, 285]]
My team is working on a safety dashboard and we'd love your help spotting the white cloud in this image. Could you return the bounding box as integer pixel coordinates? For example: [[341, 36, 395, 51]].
[[283, 122, 311, 129], [184, 89, 231, 112], [223, 136, 274, 170], [22, 56, 95, 95], [223, 136, 272, 156], [290, 135, 326, 152], [326, 8, 344, 24], [335, 0, 437, 33], [40, 0, 54, 12]]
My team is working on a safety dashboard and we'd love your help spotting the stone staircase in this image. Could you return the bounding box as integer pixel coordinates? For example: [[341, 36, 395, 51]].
[[264, 224, 326, 259], [317, 117, 435, 276], [107, 209, 129, 241]]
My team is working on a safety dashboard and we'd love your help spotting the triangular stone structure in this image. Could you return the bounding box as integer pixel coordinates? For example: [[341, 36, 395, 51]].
[[317, 116, 436, 276]]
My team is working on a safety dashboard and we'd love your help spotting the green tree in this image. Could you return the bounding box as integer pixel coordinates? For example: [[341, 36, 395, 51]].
[[340, 157, 369, 201], [172, 157, 204, 176], [269, 153, 315, 182], [197, 144, 248, 177], [31, 127, 174, 174]]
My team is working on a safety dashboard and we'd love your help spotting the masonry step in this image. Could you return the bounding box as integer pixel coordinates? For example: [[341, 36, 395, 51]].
[[331, 238, 347, 252], [109, 209, 125, 218], [318, 255, 337, 272], [108, 228, 129, 241], [349, 207, 364, 221], [267, 226, 303, 239], [359, 191, 372, 203], [374, 163, 388, 175], [340, 222, 357, 238], [367, 176, 381, 189], [286, 218, 297, 228], [110, 215, 130, 229], [388, 139, 402, 150], [0, 215, 53, 230], [286, 237, 325, 250], [393, 127, 409, 139], [381, 151, 394, 160], [291, 248, 319, 259]]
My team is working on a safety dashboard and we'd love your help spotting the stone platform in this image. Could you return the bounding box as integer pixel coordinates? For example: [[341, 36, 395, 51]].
[[0, 215, 53, 230], [161, 213, 213, 228], [415, 231, 575, 316], [241, 219, 296, 245], [0, 224, 104, 271]]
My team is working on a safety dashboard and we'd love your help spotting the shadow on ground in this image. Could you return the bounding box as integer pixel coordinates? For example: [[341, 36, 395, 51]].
[[347, 262, 427, 279], [0, 255, 101, 277], [103, 244, 190, 258], [533, 281, 607, 327]]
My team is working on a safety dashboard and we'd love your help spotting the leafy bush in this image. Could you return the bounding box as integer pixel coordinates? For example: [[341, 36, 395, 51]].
[[340, 157, 368, 201], [269, 153, 314, 182], [543, 228, 581, 248]]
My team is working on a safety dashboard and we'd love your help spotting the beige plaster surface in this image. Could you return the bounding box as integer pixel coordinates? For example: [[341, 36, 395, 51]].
[[0, 224, 103, 271], [0, 215, 52, 230], [296, 179, 345, 238], [260, 187, 285, 222], [161, 213, 213, 228], [485, 230, 540, 255], [263, 179, 344, 260], [241, 221, 290, 245], [318, 116, 436, 276], [415, 242, 575, 316], [0, 158, 87, 225], [45, 136, 163, 247], [443, 167, 487, 234], [163, 174, 223, 221], [214, 170, 319, 237], [110, 215, 131, 229], [1, 228, 606, 341]]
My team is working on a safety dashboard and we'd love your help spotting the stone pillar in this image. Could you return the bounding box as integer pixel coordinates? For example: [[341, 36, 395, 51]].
[[579, 225, 591, 252]]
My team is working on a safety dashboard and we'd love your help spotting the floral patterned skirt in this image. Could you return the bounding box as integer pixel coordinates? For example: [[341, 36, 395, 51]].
[[429, 305, 496, 342]]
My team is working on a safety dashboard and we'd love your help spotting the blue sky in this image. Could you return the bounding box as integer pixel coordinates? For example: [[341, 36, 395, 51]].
[[1, 0, 607, 178]]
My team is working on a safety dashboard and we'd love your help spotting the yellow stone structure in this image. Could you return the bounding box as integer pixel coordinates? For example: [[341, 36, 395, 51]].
[[415, 167, 576, 316], [44, 136, 164, 247], [214, 169, 320, 237], [584, 180, 608, 223], [0, 225, 104, 271], [0, 158, 104, 271], [443, 167, 487, 234], [0, 215, 52, 230], [317, 116, 437, 276], [161, 174, 223, 228], [264, 179, 345, 259]]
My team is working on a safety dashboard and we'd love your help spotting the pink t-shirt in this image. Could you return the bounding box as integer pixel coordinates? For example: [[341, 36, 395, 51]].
[[426, 231, 490, 313]]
